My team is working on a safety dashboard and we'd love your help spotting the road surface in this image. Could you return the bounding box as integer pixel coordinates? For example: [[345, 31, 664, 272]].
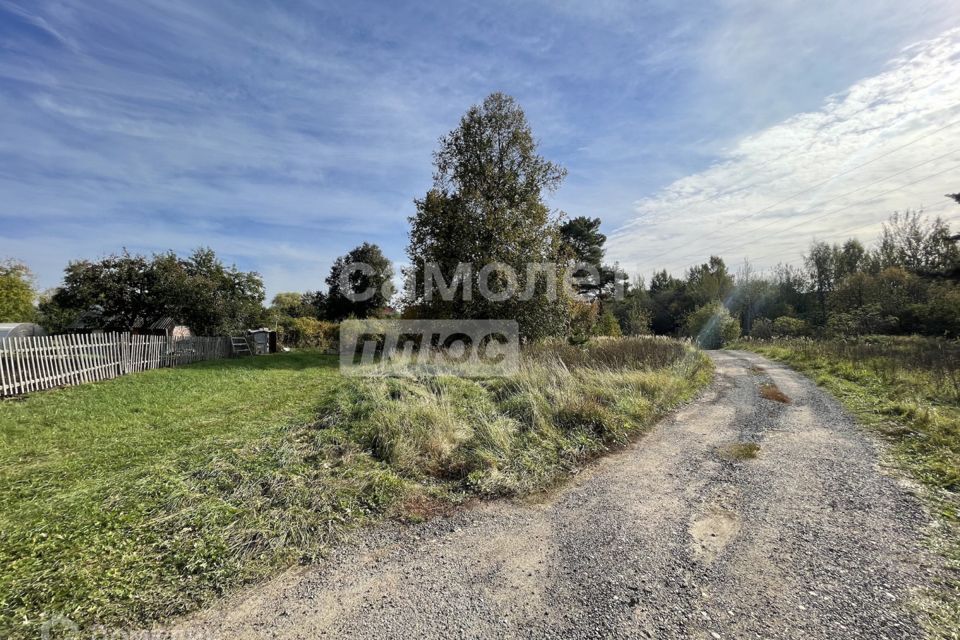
[[173, 351, 935, 639]]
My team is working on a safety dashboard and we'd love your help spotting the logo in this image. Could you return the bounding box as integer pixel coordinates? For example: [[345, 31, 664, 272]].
[[40, 615, 78, 640], [340, 319, 519, 377]]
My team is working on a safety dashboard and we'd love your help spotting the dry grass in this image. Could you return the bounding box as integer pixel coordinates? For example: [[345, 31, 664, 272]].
[[759, 383, 791, 403], [718, 442, 761, 461]]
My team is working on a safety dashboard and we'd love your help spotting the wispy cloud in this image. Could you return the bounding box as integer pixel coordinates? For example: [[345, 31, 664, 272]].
[[607, 27, 960, 278], [0, 0, 958, 296]]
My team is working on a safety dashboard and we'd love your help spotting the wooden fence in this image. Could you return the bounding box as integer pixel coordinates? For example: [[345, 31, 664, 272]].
[[0, 333, 235, 398]]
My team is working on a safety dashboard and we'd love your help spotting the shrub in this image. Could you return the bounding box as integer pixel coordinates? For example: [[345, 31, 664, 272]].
[[280, 317, 339, 350], [593, 310, 623, 337], [826, 304, 898, 337], [683, 302, 740, 349], [750, 317, 774, 339], [771, 316, 810, 338]]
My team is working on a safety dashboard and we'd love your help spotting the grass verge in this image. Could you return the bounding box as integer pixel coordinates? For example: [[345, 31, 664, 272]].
[[735, 336, 960, 637], [1, 338, 711, 638]]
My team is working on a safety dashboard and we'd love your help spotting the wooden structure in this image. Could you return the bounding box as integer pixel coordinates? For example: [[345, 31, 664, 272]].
[[0, 332, 233, 398]]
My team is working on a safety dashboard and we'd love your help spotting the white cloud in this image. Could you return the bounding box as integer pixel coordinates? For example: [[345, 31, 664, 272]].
[[607, 27, 960, 279]]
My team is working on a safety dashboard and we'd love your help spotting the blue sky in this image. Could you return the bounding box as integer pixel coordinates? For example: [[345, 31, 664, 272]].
[[1, 0, 959, 298]]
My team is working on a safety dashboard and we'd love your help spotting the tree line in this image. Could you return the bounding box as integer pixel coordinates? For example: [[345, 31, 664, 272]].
[[1, 92, 957, 345]]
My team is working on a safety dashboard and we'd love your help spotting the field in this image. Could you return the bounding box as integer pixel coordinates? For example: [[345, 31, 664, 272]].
[[0, 338, 711, 637], [735, 336, 960, 631]]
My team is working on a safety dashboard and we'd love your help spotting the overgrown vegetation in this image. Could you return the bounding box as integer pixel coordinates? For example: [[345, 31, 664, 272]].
[[0, 338, 710, 638], [738, 336, 960, 633]]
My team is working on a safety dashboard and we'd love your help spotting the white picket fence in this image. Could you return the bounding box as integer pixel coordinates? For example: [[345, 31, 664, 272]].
[[0, 332, 235, 397]]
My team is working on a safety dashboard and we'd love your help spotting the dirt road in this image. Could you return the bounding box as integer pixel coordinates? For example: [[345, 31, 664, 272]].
[[174, 351, 935, 639]]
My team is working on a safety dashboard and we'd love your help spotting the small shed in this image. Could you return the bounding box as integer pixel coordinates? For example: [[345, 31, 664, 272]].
[[0, 323, 48, 339], [148, 317, 193, 340], [247, 328, 277, 355]]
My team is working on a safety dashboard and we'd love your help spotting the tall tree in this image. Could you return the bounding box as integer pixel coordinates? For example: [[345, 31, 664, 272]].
[[874, 210, 960, 276], [406, 92, 570, 339], [325, 242, 394, 320], [559, 216, 605, 266], [560, 215, 606, 298], [805, 241, 835, 325], [834, 239, 866, 281], [42, 248, 265, 335], [685, 256, 734, 307]]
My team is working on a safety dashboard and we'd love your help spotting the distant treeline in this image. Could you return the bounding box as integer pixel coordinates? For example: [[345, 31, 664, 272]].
[[603, 209, 960, 344]]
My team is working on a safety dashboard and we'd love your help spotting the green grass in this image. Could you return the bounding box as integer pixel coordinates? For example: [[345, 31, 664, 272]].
[[1, 339, 712, 638], [735, 336, 960, 637]]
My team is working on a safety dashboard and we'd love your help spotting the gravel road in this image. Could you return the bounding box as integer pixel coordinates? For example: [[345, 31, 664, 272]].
[[173, 350, 937, 639]]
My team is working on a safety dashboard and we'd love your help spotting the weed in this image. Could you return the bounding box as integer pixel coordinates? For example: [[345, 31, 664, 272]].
[[718, 442, 761, 461]]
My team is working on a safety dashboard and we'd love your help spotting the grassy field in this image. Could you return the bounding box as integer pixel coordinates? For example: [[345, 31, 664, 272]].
[[0, 338, 711, 638], [736, 336, 960, 634]]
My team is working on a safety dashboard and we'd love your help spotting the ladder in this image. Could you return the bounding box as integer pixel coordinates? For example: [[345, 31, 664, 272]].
[[231, 336, 252, 356]]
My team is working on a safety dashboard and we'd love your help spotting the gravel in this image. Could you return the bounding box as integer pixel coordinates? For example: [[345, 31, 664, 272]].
[[171, 351, 936, 639]]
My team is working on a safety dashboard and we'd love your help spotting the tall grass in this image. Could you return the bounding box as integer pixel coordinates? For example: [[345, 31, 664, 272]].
[[321, 337, 711, 496], [0, 338, 711, 638]]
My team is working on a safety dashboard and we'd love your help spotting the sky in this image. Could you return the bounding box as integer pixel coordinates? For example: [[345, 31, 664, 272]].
[[1, 0, 959, 298]]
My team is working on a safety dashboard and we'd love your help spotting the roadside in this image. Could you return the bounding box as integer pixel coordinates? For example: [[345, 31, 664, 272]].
[[735, 337, 960, 636], [169, 351, 937, 639]]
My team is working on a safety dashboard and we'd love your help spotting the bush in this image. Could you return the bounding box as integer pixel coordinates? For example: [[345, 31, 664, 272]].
[[771, 316, 810, 338], [750, 317, 774, 339], [915, 282, 960, 338], [593, 310, 623, 337], [280, 317, 339, 350], [683, 302, 740, 349], [826, 304, 898, 337]]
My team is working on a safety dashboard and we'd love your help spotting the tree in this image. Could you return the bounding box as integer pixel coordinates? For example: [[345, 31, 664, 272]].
[[593, 310, 622, 337], [874, 210, 959, 276], [560, 216, 608, 298], [406, 92, 570, 340], [834, 239, 866, 281], [685, 256, 734, 307], [559, 216, 605, 266], [648, 269, 687, 335], [610, 276, 651, 336], [805, 241, 835, 325], [42, 248, 265, 335], [269, 292, 325, 320], [683, 302, 740, 349], [325, 242, 394, 320], [0, 260, 36, 322]]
